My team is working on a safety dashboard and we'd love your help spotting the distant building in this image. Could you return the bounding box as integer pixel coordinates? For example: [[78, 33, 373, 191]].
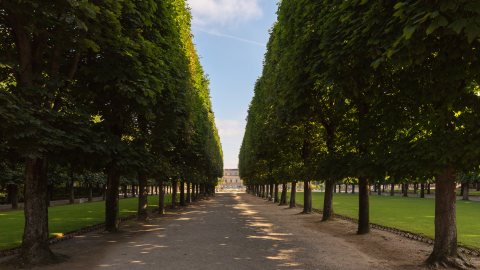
[[220, 169, 245, 189]]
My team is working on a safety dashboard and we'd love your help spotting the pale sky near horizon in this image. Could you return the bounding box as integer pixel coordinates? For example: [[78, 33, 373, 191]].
[[187, 0, 279, 169]]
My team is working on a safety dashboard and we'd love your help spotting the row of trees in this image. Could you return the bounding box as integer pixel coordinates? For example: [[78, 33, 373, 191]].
[[0, 0, 223, 265], [239, 0, 480, 268]]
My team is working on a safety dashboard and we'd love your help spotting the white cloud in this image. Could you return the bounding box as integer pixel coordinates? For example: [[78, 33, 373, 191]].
[[187, 0, 263, 28], [216, 119, 245, 137]]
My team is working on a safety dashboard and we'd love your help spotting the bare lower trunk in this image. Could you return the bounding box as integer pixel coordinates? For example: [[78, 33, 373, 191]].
[[186, 182, 191, 202], [377, 183, 381, 195], [403, 184, 408, 197], [290, 182, 296, 208], [279, 183, 287, 205], [123, 185, 128, 198], [357, 176, 370, 235], [172, 182, 177, 206], [345, 184, 348, 194], [352, 184, 355, 194], [9, 184, 19, 209], [427, 183, 431, 194], [390, 183, 395, 196], [105, 167, 120, 232], [420, 183, 425, 198], [426, 162, 468, 267], [269, 184, 274, 201], [463, 183, 469, 201], [102, 184, 106, 201], [137, 172, 148, 220], [158, 180, 165, 215], [322, 180, 334, 221], [69, 169, 75, 204], [274, 184, 279, 202], [88, 184, 93, 202], [303, 180, 312, 214], [21, 156, 55, 264], [180, 182, 185, 206]]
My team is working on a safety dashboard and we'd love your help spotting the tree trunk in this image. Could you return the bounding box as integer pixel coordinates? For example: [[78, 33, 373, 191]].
[[186, 182, 191, 203], [105, 167, 120, 232], [357, 176, 370, 235], [269, 184, 273, 201], [88, 184, 93, 202], [352, 184, 355, 194], [303, 180, 312, 214], [460, 183, 464, 197], [123, 185, 128, 198], [158, 180, 165, 215], [180, 182, 185, 206], [334, 184, 337, 193], [274, 184, 279, 203], [345, 184, 348, 194], [279, 183, 287, 205], [46, 184, 51, 208], [427, 183, 431, 194], [463, 183, 469, 201], [290, 182, 296, 208], [172, 182, 178, 206], [8, 184, 19, 210], [414, 183, 418, 194], [390, 183, 395, 196], [322, 180, 334, 221], [403, 184, 408, 197], [420, 183, 425, 198], [427, 162, 462, 266], [138, 172, 148, 220], [382, 184, 385, 192], [377, 183, 381, 195], [69, 169, 75, 204], [155, 185, 158, 195], [477, 182, 480, 192], [374, 184, 377, 192], [20, 156, 55, 264]]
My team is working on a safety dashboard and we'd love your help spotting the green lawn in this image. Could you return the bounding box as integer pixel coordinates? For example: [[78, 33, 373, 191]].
[[340, 189, 480, 196], [0, 194, 176, 251], [294, 192, 480, 250]]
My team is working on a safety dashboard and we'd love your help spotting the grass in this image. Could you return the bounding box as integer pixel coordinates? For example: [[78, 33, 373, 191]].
[[294, 192, 480, 250], [0, 194, 177, 251], [341, 189, 480, 196]]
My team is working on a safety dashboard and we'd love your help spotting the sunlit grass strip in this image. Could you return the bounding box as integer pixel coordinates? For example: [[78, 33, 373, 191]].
[[293, 192, 480, 250], [0, 194, 174, 251]]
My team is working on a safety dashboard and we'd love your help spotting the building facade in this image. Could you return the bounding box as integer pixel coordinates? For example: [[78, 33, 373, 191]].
[[220, 169, 245, 189]]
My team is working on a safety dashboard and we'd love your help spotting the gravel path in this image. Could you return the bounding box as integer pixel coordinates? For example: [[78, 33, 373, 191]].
[[5, 193, 479, 269]]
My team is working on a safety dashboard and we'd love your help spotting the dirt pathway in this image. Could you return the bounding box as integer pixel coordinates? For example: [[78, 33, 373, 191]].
[[4, 193, 479, 269]]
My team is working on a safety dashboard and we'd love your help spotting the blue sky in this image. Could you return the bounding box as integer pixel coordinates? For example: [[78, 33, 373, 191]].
[[187, 0, 279, 169]]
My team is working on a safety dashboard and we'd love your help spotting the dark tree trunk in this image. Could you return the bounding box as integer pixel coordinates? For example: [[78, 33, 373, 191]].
[[270, 184, 274, 201], [279, 183, 287, 205], [290, 182, 296, 208], [20, 156, 54, 263], [334, 184, 337, 193], [427, 183, 431, 194], [427, 162, 463, 266], [102, 184, 106, 201], [403, 184, 408, 197], [158, 180, 165, 215], [345, 184, 348, 194], [477, 182, 480, 191], [69, 169, 75, 204], [382, 185, 385, 192], [374, 184, 377, 192], [303, 180, 312, 214], [186, 182, 191, 203], [460, 183, 464, 197], [46, 184, 52, 208], [357, 176, 370, 235], [105, 167, 120, 232], [377, 183, 381, 196], [390, 183, 395, 196], [8, 184, 19, 209], [138, 172, 148, 220], [88, 184, 93, 202], [172, 181, 178, 206], [463, 183, 469, 201], [180, 182, 185, 206], [414, 183, 418, 194], [352, 184, 355, 194], [274, 184, 279, 203], [322, 180, 334, 221], [420, 183, 425, 198], [123, 185, 128, 198]]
